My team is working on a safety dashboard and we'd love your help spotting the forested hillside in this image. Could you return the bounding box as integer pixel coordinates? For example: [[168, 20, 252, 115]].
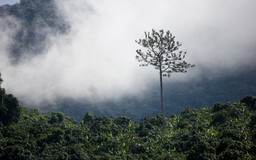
[[0, 0, 69, 62], [1, 71, 256, 159], [1, 81, 256, 159], [41, 67, 256, 121]]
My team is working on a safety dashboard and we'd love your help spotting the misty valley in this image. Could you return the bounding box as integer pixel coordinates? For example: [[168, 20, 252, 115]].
[[1, 0, 256, 159], [1, 74, 256, 159]]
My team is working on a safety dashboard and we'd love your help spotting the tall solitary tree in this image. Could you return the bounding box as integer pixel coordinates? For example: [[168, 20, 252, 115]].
[[136, 29, 195, 120]]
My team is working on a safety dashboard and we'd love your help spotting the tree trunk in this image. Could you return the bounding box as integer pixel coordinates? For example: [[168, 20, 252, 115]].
[[159, 65, 165, 122]]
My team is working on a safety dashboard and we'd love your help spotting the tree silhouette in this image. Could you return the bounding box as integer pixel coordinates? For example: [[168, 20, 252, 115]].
[[135, 29, 195, 120], [0, 72, 3, 88], [0, 71, 20, 125], [0, 72, 5, 107]]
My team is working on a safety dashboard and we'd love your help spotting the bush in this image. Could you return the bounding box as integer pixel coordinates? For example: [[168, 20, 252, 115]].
[[240, 96, 256, 110], [0, 94, 20, 125]]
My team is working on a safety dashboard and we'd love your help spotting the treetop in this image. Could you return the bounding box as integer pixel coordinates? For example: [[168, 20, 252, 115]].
[[136, 29, 195, 77]]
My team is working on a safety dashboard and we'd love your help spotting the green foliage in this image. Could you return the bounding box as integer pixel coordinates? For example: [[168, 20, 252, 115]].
[[0, 73, 20, 125], [0, 94, 20, 125], [48, 112, 65, 124], [1, 72, 255, 159], [241, 96, 256, 111], [1, 95, 256, 159]]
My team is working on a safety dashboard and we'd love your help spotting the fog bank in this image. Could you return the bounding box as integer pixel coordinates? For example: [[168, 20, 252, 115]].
[[1, 0, 256, 105]]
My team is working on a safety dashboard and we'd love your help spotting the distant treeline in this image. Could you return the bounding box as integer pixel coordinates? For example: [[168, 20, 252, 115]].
[[40, 66, 256, 122]]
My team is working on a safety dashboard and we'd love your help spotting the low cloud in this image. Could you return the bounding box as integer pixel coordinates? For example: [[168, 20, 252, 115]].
[[1, 0, 256, 105]]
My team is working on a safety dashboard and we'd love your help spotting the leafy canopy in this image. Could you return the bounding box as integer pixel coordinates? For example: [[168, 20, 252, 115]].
[[136, 29, 194, 77]]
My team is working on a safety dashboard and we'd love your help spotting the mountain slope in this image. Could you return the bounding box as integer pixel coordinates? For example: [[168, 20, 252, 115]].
[[0, 0, 69, 62], [1, 70, 256, 159], [40, 67, 256, 121]]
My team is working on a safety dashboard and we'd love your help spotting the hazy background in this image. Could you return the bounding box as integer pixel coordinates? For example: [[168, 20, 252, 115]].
[[0, 0, 19, 5], [0, 0, 255, 105]]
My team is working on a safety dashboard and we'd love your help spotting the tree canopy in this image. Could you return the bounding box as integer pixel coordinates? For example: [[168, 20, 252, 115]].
[[0, 72, 20, 125], [136, 29, 194, 77], [0, 95, 256, 159]]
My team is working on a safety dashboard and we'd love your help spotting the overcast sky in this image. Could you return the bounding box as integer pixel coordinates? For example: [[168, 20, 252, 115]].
[[0, 0, 256, 105]]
